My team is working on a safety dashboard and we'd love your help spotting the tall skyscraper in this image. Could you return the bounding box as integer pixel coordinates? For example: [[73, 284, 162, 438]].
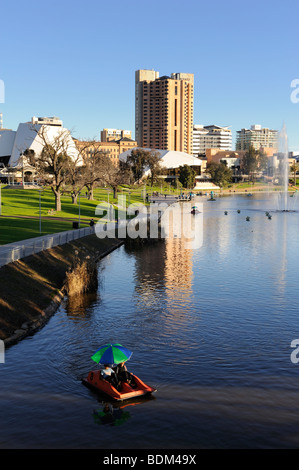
[[135, 69, 194, 154]]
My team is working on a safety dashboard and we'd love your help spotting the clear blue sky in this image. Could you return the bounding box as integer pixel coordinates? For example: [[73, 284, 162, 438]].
[[1, 0, 299, 151]]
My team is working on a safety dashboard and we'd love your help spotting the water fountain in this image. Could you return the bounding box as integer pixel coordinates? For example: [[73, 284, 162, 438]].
[[275, 123, 298, 211]]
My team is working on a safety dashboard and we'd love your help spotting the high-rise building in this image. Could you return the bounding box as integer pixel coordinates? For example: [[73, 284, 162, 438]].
[[135, 69, 194, 154], [236, 125, 278, 151], [193, 125, 232, 156]]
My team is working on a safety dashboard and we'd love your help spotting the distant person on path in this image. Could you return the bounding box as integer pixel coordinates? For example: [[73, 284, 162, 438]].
[[89, 218, 95, 227]]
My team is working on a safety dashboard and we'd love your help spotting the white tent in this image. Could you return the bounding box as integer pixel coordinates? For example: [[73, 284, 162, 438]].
[[119, 148, 202, 171]]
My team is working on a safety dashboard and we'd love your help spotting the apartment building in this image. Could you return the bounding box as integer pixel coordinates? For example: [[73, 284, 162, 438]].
[[135, 69, 194, 154], [236, 125, 278, 151], [193, 125, 232, 156]]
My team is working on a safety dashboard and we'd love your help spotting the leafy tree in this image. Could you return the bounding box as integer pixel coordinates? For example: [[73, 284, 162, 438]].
[[290, 161, 299, 186], [146, 151, 162, 187], [242, 145, 259, 181], [178, 164, 196, 188], [206, 161, 233, 187], [127, 149, 148, 183], [257, 149, 268, 173], [126, 149, 162, 185]]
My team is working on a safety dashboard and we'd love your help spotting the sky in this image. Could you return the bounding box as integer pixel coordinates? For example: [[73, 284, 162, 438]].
[[1, 0, 299, 151]]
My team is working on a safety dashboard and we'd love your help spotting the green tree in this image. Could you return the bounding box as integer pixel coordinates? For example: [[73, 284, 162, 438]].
[[146, 150, 162, 187], [127, 149, 148, 183], [206, 161, 233, 187], [127, 149, 162, 185], [290, 160, 299, 186], [178, 164, 196, 188], [242, 145, 259, 181], [257, 149, 268, 173]]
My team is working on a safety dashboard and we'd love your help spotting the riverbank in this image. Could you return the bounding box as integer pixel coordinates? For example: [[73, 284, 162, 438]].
[[0, 235, 123, 347]]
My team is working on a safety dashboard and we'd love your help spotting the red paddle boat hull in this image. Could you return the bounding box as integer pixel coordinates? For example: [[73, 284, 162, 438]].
[[82, 370, 157, 401]]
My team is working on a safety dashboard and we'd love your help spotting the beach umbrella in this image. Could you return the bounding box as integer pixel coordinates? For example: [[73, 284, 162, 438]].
[[91, 343, 133, 365]]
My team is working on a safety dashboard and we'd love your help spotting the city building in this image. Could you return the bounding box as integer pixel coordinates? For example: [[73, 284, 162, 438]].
[[74, 136, 137, 166], [101, 128, 132, 142], [31, 116, 63, 127], [193, 125, 232, 156], [135, 69, 194, 154], [0, 116, 79, 183], [236, 125, 278, 151]]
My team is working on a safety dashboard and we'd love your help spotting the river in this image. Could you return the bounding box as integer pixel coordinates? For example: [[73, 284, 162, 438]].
[[1, 194, 299, 449]]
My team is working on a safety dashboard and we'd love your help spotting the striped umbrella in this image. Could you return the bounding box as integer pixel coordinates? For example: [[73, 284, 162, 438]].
[[91, 343, 133, 365]]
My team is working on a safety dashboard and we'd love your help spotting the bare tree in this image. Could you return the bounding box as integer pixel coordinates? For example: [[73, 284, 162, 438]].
[[25, 125, 81, 211], [96, 154, 131, 198], [66, 160, 86, 204], [76, 140, 109, 201]]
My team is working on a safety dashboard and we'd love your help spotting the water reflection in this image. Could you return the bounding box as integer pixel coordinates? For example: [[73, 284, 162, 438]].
[[65, 291, 99, 317], [93, 403, 131, 427], [2, 194, 299, 448]]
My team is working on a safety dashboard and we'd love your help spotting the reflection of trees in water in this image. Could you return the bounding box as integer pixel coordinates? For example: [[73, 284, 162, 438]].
[[65, 291, 99, 316], [65, 264, 105, 316]]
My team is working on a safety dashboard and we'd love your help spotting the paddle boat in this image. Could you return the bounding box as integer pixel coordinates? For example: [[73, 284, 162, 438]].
[[82, 343, 157, 401], [82, 370, 157, 402], [191, 205, 200, 215]]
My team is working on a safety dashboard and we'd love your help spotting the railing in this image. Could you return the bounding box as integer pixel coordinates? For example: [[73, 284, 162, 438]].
[[0, 226, 95, 267]]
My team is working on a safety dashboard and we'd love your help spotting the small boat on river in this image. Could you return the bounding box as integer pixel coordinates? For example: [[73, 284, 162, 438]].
[[191, 205, 200, 215], [82, 370, 157, 402]]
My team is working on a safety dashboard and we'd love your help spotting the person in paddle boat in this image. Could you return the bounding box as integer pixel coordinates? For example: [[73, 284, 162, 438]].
[[114, 361, 136, 388], [101, 364, 117, 385], [114, 361, 129, 382]]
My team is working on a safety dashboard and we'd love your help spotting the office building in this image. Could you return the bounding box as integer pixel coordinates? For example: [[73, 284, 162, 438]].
[[236, 125, 278, 151], [135, 69, 194, 154], [193, 125, 232, 156], [75, 137, 137, 166]]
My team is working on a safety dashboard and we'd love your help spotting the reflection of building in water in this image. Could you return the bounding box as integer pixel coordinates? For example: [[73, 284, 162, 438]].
[[126, 242, 167, 307], [164, 236, 193, 298], [163, 205, 200, 301], [129, 205, 202, 312]]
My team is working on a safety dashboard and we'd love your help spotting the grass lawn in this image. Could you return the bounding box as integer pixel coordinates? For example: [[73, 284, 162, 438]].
[[2, 179, 292, 245], [0, 217, 83, 245], [0, 183, 176, 245]]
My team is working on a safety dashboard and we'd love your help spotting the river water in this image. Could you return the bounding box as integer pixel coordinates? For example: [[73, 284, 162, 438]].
[[1, 194, 299, 449]]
